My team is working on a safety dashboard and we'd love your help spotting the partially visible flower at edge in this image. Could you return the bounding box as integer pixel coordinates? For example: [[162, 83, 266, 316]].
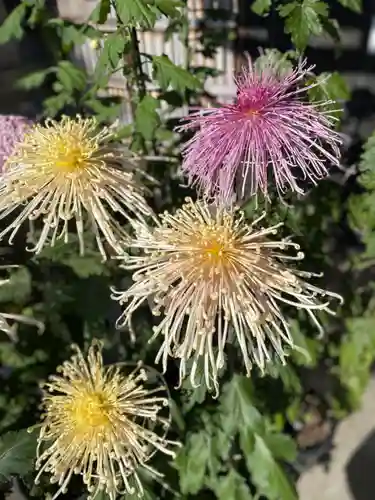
[[0, 115, 156, 259], [112, 198, 343, 392], [177, 56, 342, 203], [0, 114, 33, 171], [34, 340, 179, 500]]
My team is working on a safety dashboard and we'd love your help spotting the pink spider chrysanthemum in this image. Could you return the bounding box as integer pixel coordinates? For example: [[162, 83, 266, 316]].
[[178, 57, 342, 202], [0, 115, 33, 171]]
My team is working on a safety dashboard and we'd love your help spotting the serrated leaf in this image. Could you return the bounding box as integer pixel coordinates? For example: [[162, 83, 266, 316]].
[[245, 434, 298, 500], [252, 0, 271, 16], [154, 0, 183, 18], [214, 469, 253, 500], [95, 32, 127, 75], [263, 433, 297, 462], [0, 267, 32, 305], [63, 255, 106, 278], [336, 315, 375, 409], [135, 95, 160, 141], [56, 61, 87, 93], [152, 55, 201, 94], [337, 0, 362, 12], [220, 375, 263, 435], [0, 429, 37, 482], [278, 0, 329, 51], [43, 93, 74, 117], [115, 0, 157, 28], [321, 17, 341, 42], [16, 68, 53, 90], [0, 3, 27, 44], [308, 72, 350, 103], [254, 49, 296, 76], [85, 98, 122, 123], [174, 431, 209, 495]]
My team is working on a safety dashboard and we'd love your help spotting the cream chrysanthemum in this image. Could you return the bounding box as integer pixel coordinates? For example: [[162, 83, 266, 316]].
[[35, 341, 178, 499], [112, 198, 342, 390], [0, 115, 155, 259]]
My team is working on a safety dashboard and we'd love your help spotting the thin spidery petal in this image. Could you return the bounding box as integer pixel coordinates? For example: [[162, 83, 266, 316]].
[[177, 56, 342, 203], [112, 198, 343, 393], [34, 340, 179, 500], [0, 115, 155, 259]]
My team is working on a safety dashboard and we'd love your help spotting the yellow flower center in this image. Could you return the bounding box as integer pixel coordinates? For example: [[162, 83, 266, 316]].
[[194, 224, 235, 268], [52, 138, 93, 173], [70, 391, 112, 431]]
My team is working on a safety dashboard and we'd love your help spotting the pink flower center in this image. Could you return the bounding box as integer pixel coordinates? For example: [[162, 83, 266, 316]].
[[236, 86, 271, 116]]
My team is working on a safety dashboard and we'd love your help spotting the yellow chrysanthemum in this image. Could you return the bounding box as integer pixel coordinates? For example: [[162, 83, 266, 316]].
[[112, 198, 342, 391], [0, 116, 155, 259], [35, 341, 178, 499]]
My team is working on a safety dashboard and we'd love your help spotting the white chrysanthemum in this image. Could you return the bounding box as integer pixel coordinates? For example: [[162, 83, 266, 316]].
[[112, 198, 342, 391], [0, 115, 155, 259]]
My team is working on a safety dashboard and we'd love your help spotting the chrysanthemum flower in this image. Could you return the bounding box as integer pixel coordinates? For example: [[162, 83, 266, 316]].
[[35, 340, 178, 499], [0, 115, 155, 259], [178, 57, 342, 202], [112, 198, 342, 391], [0, 114, 32, 171]]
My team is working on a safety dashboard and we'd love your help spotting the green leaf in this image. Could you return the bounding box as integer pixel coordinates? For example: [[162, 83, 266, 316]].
[[0, 267, 32, 305], [263, 433, 297, 462], [90, 0, 111, 24], [152, 55, 201, 94], [34, 238, 108, 278], [115, 0, 157, 28], [245, 434, 298, 500], [213, 469, 253, 500], [135, 95, 160, 141], [174, 431, 209, 495], [337, 0, 362, 12], [43, 93, 74, 117], [60, 24, 94, 50], [85, 98, 122, 123], [0, 3, 27, 44], [56, 61, 87, 93], [220, 375, 263, 435], [321, 17, 341, 42], [95, 32, 127, 75], [153, 0, 183, 18], [63, 255, 106, 278], [251, 0, 272, 16], [16, 68, 53, 90], [0, 429, 37, 482], [308, 72, 350, 103], [278, 0, 329, 51], [336, 315, 375, 409], [307, 72, 349, 125], [254, 49, 296, 76], [26, 0, 46, 27]]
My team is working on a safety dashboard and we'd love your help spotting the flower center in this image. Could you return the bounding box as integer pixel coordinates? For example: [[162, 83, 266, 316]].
[[52, 138, 92, 172], [71, 391, 112, 431], [194, 224, 235, 268]]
